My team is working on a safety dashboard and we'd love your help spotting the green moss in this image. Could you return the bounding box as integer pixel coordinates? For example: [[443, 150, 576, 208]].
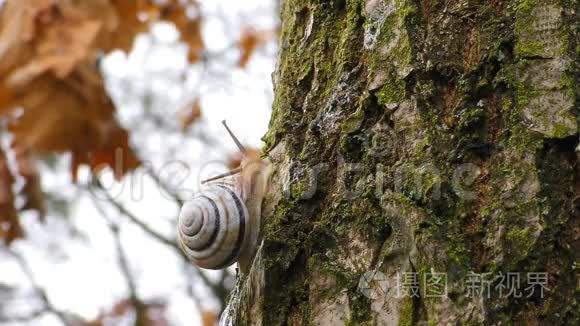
[[367, 0, 416, 105], [514, 39, 545, 58], [398, 296, 415, 326], [348, 292, 373, 324], [395, 0, 418, 24], [298, 61, 314, 83], [515, 82, 539, 108], [515, 0, 539, 13], [480, 91, 545, 271], [558, 65, 576, 99], [457, 106, 484, 130], [343, 105, 366, 134], [447, 240, 469, 266], [255, 0, 578, 323], [558, 29, 571, 56], [507, 227, 536, 265], [339, 0, 365, 66], [513, 0, 537, 57], [503, 88, 543, 154], [514, 0, 570, 58], [552, 122, 575, 138], [289, 180, 311, 200], [412, 137, 430, 158], [396, 32, 414, 66], [394, 163, 442, 205], [376, 78, 406, 105]]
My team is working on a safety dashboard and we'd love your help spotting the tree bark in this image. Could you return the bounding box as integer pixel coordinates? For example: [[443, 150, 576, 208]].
[[224, 0, 579, 325]]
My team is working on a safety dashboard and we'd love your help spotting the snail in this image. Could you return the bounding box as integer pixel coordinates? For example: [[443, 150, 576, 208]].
[[177, 121, 270, 272]]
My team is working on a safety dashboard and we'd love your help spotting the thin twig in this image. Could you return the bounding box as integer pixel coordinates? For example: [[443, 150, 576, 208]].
[[89, 178, 178, 248], [183, 264, 203, 311], [91, 192, 207, 323], [90, 196, 138, 298], [2, 249, 69, 325], [0, 308, 49, 323], [144, 167, 184, 206], [86, 178, 226, 306]]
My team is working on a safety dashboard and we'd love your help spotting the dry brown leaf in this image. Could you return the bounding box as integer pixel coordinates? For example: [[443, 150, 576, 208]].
[[8, 75, 114, 153], [238, 28, 276, 68], [79, 299, 131, 326], [136, 302, 168, 326], [112, 299, 132, 315], [0, 147, 23, 244], [81, 300, 167, 326], [0, 0, 43, 75], [6, 18, 102, 87], [0, 0, 226, 191], [5, 61, 141, 182], [70, 0, 120, 50], [201, 311, 217, 326], [0, 84, 16, 114], [71, 127, 141, 182], [14, 148, 46, 219], [107, 0, 151, 51], [0, 0, 96, 78], [238, 29, 259, 68], [178, 98, 202, 130], [185, 17, 204, 63], [160, 3, 204, 63]]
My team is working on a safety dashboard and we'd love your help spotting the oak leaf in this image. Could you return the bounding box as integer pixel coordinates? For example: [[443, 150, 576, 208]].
[[0, 147, 23, 244], [238, 28, 276, 68], [0, 0, 143, 181], [107, 0, 151, 51], [178, 98, 202, 130], [238, 29, 259, 68], [14, 148, 46, 219], [71, 127, 141, 182], [159, 2, 204, 63], [201, 311, 217, 326]]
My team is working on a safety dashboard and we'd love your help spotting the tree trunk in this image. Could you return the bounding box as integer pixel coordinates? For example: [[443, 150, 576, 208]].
[[224, 0, 578, 325]]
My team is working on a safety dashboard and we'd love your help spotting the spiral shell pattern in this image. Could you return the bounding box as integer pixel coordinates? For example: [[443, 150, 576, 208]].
[[178, 183, 250, 269]]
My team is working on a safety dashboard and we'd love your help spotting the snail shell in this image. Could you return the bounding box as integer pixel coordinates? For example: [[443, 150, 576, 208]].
[[178, 180, 250, 269], [178, 150, 269, 271]]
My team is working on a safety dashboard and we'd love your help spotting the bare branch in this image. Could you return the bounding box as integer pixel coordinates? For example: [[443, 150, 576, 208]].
[[90, 196, 138, 298], [0, 308, 49, 323], [88, 178, 178, 248], [144, 167, 185, 206], [1, 249, 69, 325], [85, 178, 228, 307]]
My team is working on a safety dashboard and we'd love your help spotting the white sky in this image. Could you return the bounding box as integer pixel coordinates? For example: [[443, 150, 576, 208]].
[[0, 0, 278, 325]]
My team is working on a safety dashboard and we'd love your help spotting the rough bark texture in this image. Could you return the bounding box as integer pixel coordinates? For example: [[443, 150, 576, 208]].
[[224, 0, 579, 325]]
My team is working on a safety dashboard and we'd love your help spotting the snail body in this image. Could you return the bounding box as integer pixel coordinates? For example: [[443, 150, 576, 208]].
[[177, 123, 270, 271]]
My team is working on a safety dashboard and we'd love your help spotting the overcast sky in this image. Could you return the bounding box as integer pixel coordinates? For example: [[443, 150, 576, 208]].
[[0, 0, 278, 325]]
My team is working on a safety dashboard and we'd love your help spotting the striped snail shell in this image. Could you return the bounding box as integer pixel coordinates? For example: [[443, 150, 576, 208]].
[[177, 121, 269, 271], [178, 179, 254, 270]]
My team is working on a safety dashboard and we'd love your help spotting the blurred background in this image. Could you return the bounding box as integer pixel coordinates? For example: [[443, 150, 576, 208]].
[[0, 0, 278, 325]]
